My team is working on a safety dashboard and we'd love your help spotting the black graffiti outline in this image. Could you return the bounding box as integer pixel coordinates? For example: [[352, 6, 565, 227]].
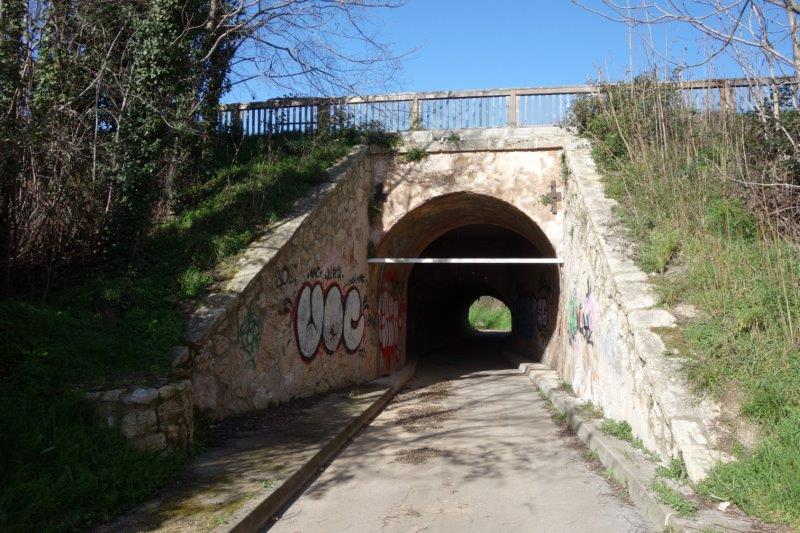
[[293, 281, 365, 362]]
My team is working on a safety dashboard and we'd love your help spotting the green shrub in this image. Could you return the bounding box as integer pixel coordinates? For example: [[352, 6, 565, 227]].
[[404, 147, 428, 162], [705, 197, 758, 240], [179, 267, 214, 298], [639, 227, 680, 273]]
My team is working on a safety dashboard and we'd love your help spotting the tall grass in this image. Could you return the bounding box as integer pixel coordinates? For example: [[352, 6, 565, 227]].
[[468, 296, 512, 331], [571, 76, 800, 528]]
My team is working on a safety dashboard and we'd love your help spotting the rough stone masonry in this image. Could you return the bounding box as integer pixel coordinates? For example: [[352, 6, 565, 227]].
[[86, 128, 733, 484]]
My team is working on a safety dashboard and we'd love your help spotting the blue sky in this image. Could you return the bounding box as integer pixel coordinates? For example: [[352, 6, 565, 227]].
[[222, 1, 739, 103]]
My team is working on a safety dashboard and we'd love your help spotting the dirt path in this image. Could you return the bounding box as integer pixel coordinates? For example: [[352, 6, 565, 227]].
[[269, 348, 652, 532]]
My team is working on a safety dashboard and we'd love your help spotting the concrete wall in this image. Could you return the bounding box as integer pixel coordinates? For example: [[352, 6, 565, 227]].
[[556, 138, 731, 482]]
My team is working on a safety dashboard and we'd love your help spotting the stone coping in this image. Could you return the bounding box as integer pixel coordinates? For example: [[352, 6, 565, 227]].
[[563, 137, 733, 483], [178, 145, 370, 354], [391, 126, 571, 154]]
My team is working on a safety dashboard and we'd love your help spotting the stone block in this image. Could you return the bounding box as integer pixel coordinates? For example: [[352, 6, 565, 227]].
[[157, 399, 185, 422], [170, 345, 190, 368], [163, 423, 190, 446], [628, 309, 676, 330], [123, 387, 159, 405], [120, 409, 157, 438], [134, 432, 167, 452], [102, 389, 124, 402]]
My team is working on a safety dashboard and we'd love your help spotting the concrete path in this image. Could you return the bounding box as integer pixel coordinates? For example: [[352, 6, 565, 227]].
[[269, 346, 652, 532]]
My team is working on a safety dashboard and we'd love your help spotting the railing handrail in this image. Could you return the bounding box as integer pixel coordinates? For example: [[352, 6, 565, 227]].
[[220, 76, 798, 111]]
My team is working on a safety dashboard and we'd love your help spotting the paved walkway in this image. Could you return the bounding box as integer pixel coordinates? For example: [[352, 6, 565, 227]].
[[98, 381, 391, 532], [270, 346, 652, 532]]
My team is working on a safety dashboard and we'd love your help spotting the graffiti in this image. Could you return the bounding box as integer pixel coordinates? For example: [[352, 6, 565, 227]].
[[347, 273, 366, 285], [293, 281, 365, 361], [275, 266, 297, 289], [568, 281, 597, 345], [578, 282, 597, 343], [343, 288, 365, 352], [377, 269, 404, 371], [306, 266, 323, 279], [237, 306, 262, 368], [295, 283, 324, 359], [323, 285, 344, 351], [378, 289, 401, 368], [323, 265, 343, 280], [567, 289, 579, 344]]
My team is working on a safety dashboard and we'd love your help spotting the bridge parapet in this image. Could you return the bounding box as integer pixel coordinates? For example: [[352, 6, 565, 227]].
[[220, 76, 796, 135]]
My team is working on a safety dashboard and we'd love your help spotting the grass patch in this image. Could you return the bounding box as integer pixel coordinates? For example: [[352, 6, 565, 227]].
[[468, 296, 512, 331], [656, 457, 689, 483], [571, 78, 800, 528], [600, 419, 659, 460], [600, 419, 637, 441], [577, 401, 604, 419], [699, 409, 800, 526], [651, 480, 699, 517], [0, 130, 369, 531], [404, 147, 428, 162]]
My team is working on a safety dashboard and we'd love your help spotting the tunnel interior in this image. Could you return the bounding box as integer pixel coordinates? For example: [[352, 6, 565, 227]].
[[374, 192, 560, 368], [405, 223, 559, 360]]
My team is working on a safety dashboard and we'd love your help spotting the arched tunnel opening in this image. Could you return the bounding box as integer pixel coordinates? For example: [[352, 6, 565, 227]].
[[406, 224, 558, 359], [374, 192, 559, 369]]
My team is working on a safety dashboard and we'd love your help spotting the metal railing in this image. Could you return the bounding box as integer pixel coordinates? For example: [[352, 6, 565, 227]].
[[219, 77, 797, 135]]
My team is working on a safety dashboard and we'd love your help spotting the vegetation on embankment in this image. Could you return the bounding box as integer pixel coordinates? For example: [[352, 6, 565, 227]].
[[468, 296, 512, 331], [570, 77, 800, 528], [0, 131, 369, 531]]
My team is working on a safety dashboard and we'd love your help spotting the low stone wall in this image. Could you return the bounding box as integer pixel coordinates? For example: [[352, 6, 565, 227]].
[[555, 137, 730, 482], [87, 380, 193, 451]]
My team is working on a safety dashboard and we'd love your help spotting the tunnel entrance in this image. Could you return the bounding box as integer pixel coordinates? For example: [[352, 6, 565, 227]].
[[373, 192, 560, 370], [404, 224, 558, 359]]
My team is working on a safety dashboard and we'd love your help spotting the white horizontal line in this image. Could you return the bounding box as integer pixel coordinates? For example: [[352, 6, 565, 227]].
[[368, 258, 564, 264]]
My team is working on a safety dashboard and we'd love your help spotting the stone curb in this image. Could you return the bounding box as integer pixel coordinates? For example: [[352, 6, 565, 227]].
[[211, 360, 418, 533], [509, 357, 769, 533]]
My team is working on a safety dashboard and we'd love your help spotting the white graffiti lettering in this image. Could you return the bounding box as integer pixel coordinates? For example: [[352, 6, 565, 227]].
[[323, 285, 344, 352], [343, 288, 365, 352], [294, 282, 364, 360], [295, 283, 324, 359]]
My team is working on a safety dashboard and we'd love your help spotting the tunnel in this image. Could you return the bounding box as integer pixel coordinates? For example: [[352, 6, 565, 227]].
[[374, 192, 559, 366]]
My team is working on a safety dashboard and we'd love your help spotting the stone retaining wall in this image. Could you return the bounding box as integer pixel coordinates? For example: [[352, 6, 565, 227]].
[[87, 380, 193, 451], [173, 146, 378, 419], [555, 137, 731, 482]]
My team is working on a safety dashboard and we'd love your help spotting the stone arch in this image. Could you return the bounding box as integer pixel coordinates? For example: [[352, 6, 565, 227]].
[[371, 191, 559, 372]]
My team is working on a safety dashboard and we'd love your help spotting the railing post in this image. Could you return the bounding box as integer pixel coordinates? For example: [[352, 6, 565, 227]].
[[720, 81, 734, 112], [507, 91, 519, 127], [410, 97, 422, 130], [230, 105, 244, 136], [317, 100, 331, 133]]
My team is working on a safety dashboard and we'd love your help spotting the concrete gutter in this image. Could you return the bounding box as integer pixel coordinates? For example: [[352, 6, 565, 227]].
[[212, 360, 417, 533], [509, 357, 774, 533]]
